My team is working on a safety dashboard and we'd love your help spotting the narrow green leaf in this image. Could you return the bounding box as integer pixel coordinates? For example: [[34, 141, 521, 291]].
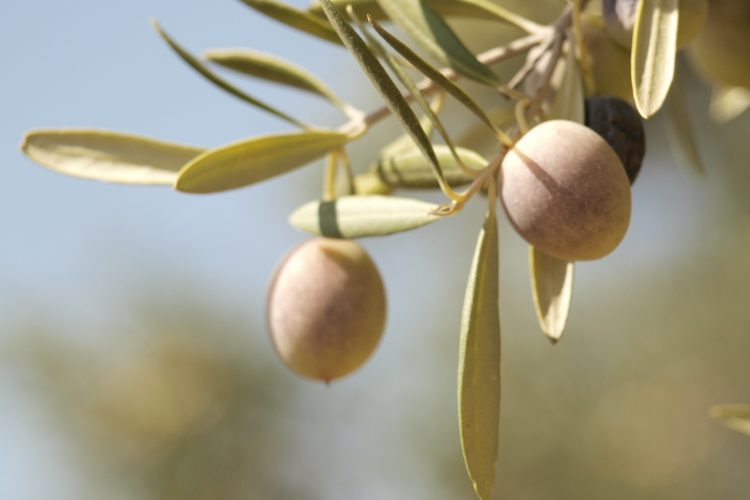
[[289, 194, 443, 238], [354, 13, 455, 195], [458, 209, 500, 500], [547, 38, 585, 124], [151, 20, 308, 129], [631, 0, 678, 118], [529, 247, 574, 344], [309, 0, 540, 33], [203, 48, 349, 109], [352, 107, 438, 196], [710, 86, 750, 124], [21, 129, 203, 185], [374, 145, 484, 189], [370, 19, 502, 136], [240, 0, 342, 45], [447, 0, 540, 33], [665, 68, 705, 173], [310, 0, 387, 20], [380, 112, 435, 159], [375, 0, 500, 86], [710, 404, 750, 437], [319, 0, 447, 199], [175, 130, 349, 194]]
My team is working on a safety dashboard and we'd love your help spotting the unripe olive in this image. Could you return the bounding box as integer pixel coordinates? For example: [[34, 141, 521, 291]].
[[581, 17, 634, 103], [603, 0, 708, 49], [266, 238, 387, 382], [499, 120, 632, 261], [687, 1, 750, 89], [585, 96, 646, 184]]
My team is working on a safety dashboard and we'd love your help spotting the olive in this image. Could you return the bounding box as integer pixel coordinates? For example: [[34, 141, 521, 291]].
[[499, 120, 632, 261], [585, 96, 646, 184], [266, 238, 387, 382]]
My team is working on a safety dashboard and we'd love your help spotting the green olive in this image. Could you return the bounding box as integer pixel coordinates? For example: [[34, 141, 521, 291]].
[[603, 0, 708, 49], [266, 238, 387, 382], [687, 1, 750, 89], [499, 120, 632, 261]]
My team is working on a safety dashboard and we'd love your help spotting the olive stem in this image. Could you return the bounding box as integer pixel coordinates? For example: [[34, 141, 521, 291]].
[[433, 149, 505, 216], [338, 148, 356, 196], [323, 150, 339, 201], [515, 99, 531, 134]]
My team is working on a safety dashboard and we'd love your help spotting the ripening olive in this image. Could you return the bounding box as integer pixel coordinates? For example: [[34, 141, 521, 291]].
[[266, 237, 387, 383], [499, 120, 632, 261], [581, 17, 634, 103], [603, 0, 708, 49], [585, 96, 646, 184], [687, 1, 750, 89]]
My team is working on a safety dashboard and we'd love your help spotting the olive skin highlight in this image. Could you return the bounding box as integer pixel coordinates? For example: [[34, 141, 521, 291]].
[[266, 238, 387, 383], [499, 120, 632, 261]]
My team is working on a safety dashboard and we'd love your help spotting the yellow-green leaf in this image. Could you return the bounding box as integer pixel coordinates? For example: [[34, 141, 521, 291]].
[[447, 0, 540, 33], [665, 68, 705, 173], [21, 129, 203, 185], [240, 0, 342, 45], [373, 145, 484, 189], [710, 86, 750, 123], [631, 0, 678, 118], [289, 195, 443, 238], [376, 0, 500, 86], [370, 19, 503, 136], [152, 20, 308, 129], [309, 0, 540, 33], [310, 0, 387, 19], [203, 48, 350, 110], [353, 13, 456, 196], [710, 404, 750, 437], [529, 247, 574, 344], [458, 208, 500, 500], [319, 0, 447, 198], [380, 112, 435, 159], [175, 130, 349, 194]]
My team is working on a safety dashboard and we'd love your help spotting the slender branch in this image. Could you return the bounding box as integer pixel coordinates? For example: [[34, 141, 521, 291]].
[[358, 32, 547, 129], [528, 33, 565, 117]]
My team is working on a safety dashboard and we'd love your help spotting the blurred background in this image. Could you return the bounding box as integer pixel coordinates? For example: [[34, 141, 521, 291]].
[[2, 1, 749, 499]]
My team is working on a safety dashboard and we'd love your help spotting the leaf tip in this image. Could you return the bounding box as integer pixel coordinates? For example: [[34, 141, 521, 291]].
[[19, 130, 34, 155], [149, 17, 161, 33]]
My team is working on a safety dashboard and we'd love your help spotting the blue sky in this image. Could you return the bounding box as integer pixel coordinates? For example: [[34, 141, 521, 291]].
[[2, 0, 367, 324]]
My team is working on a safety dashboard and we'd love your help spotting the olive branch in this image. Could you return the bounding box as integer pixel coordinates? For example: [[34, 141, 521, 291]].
[[20, 0, 744, 497]]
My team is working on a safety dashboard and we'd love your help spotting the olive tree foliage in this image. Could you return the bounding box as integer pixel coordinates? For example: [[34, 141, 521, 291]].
[[19, 0, 750, 498]]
